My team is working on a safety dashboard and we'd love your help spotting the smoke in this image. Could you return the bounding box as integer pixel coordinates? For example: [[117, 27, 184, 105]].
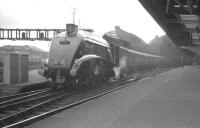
[[113, 56, 127, 79], [119, 56, 127, 70], [113, 67, 121, 79]]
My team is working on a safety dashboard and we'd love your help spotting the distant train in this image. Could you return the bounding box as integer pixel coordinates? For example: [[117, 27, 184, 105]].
[[41, 24, 166, 89]]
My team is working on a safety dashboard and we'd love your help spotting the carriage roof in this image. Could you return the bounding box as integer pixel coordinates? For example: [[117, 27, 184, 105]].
[[120, 46, 164, 58]]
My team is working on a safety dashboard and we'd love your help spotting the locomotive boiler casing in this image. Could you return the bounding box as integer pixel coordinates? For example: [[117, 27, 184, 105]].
[[42, 25, 115, 87]]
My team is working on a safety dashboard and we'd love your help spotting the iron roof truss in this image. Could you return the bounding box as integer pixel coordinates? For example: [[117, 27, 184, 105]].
[[139, 0, 200, 46]]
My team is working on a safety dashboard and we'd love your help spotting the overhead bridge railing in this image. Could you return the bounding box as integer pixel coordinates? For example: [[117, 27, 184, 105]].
[[0, 28, 65, 41]]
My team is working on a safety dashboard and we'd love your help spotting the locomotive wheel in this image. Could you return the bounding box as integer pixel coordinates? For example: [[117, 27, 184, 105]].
[[94, 61, 109, 85], [94, 64, 101, 85], [51, 79, 58, 89], [92, 61, 109, 87], [83, 77, 90, 88], [88, 75, 97, 87], [72, 77, 81, 89], [99, 61, 109, 81]]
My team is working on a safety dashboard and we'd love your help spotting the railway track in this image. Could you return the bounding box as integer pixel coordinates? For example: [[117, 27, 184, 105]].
[[0, 74, 153, 128], [0, 87, 74, 127], [0, 68, 164, 128], [0, 88, 52, 103]]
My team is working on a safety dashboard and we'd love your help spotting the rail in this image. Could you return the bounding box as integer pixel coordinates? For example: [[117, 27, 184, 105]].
[[0, 68, 167, 128], [0, 75, 152, 128]]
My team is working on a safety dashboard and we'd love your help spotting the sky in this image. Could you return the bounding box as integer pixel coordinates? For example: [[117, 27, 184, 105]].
[[0, 0, 165, 51]]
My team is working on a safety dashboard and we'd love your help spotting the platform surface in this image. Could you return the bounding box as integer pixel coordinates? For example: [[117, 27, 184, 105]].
[[0, 69, 48, 93], [27, 66, 200, 128], [28, 69, 48, 84]]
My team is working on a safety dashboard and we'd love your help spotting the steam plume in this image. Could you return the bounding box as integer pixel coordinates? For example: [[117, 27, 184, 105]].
[[113, 56, 127, 79]]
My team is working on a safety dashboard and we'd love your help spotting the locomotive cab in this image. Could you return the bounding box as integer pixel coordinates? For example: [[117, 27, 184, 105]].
[[43, 24, 115, 89]]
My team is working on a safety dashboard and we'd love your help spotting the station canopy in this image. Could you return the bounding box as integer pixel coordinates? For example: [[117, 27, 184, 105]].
[[139, 0, 200, 55]]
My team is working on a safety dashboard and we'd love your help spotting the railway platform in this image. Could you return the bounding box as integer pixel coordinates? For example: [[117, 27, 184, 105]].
[[26, 66, 200, 128], [0, 70, 49, 94]]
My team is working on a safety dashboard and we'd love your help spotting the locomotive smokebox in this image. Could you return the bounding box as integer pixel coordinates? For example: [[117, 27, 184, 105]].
[[66, 24, 78, 37]]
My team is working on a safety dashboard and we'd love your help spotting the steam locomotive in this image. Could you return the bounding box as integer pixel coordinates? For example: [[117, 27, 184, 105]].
[[41, 24, 166, 89], [42, 24, 115, 89]]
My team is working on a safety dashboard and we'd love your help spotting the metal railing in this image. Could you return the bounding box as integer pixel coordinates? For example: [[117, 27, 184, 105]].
[[0, 28, 65, 41]]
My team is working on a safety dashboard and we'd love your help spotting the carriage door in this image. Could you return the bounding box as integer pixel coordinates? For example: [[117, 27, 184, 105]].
[[10, 54, 19, 83]]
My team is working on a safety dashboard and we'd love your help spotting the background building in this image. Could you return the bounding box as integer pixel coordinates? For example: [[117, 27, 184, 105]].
[[0, 45, 48, 69]]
